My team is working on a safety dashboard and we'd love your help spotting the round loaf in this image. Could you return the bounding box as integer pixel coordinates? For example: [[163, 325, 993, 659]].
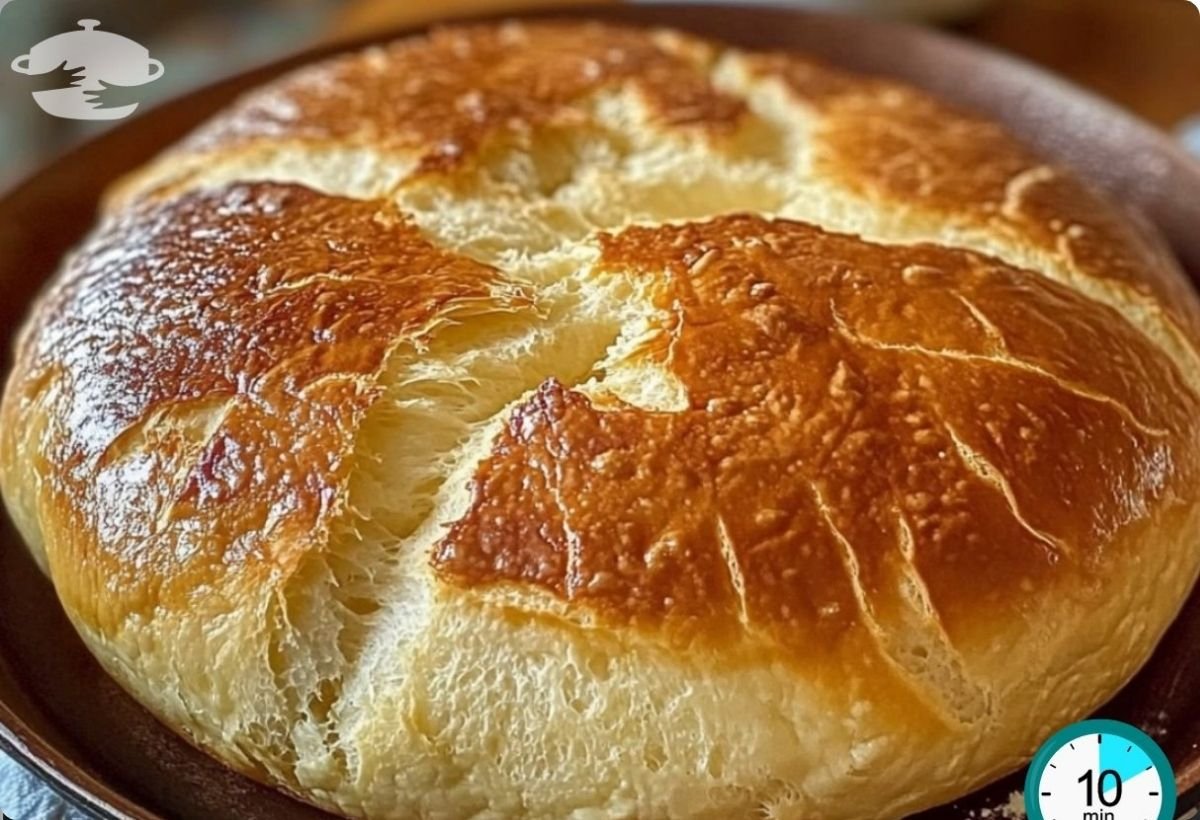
[[3, 21, 1200, 819]]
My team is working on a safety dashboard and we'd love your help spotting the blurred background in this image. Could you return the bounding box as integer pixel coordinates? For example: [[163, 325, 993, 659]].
[[1, 0, 1199, 188]]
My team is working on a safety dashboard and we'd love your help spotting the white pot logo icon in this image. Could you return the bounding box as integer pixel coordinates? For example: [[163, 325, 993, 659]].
[[11, 19, 164, 121]]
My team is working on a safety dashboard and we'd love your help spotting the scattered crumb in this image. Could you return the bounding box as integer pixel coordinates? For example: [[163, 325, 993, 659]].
[[1144, 710, 1171, 741], [965, 791, 1026, 819], [1002, 791, 1026, 818]]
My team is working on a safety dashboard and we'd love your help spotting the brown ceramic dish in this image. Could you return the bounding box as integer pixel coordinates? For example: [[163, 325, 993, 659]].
[[1, 5, 1199, 818]]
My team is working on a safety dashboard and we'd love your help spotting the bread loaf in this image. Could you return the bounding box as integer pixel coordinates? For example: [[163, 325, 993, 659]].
[[3, 21, 1199, 819]]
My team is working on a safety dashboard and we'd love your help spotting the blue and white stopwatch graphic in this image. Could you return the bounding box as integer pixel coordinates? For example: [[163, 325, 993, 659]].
[[1025, 719, 1176, 820]]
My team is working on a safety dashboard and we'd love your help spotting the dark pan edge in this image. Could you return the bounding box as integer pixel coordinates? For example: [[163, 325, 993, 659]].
[[0, 709, 125, 819]]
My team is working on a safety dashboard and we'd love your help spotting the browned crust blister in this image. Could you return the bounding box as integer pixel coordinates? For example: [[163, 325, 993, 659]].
[[432, 216, 1198, 649], [1, 183, 529, 629], [179, 23, 744, 173]]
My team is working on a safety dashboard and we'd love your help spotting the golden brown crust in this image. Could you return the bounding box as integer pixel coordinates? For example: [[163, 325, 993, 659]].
[[124, 24, 1200, 354], [432, 215, 1199, 647], [180, 22, 744, 174], [744, 53, 1200, 341], [1, 182, 527, 631]]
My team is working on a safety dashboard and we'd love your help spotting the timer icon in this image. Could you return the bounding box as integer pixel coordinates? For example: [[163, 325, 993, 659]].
[[1025, 719, 1176, 820]]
